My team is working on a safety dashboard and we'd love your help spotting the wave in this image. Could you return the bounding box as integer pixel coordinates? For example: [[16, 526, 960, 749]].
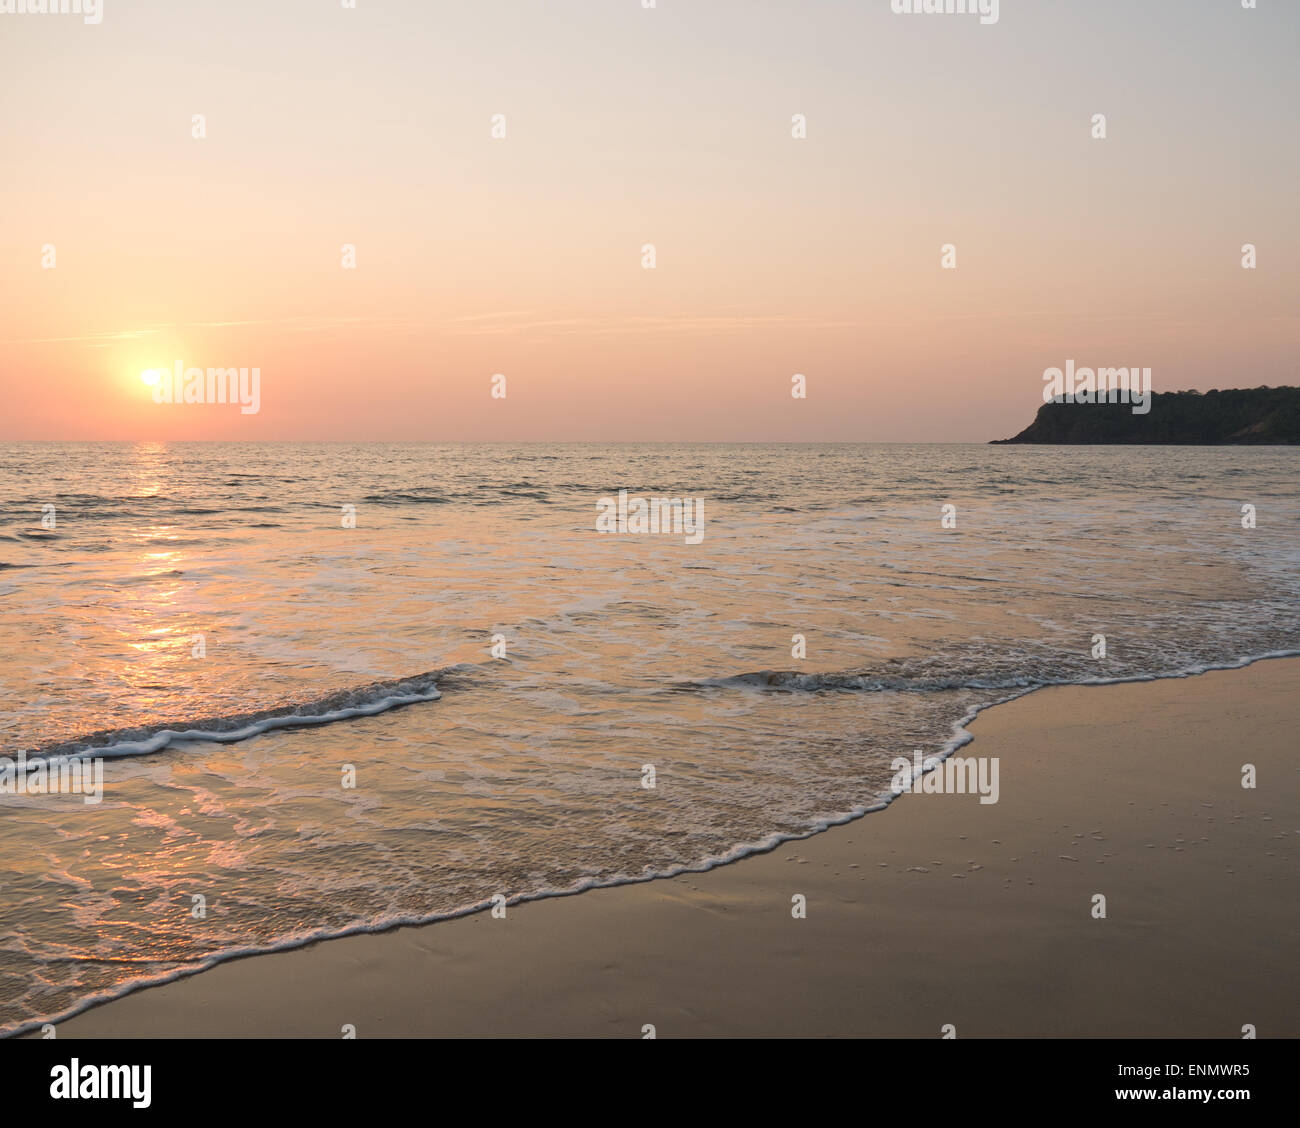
[[3, 649, 1298, 1037], [0, 774, 907, 1041], [11, 668, 471, 764], [16, 643, 1300, 766], [362, 492, 453, 505], [701, 670, 1043, 693], [698, 649, 1300, 696]]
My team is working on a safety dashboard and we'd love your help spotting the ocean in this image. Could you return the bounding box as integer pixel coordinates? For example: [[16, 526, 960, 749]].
[[1, 441, 1297, 1035]]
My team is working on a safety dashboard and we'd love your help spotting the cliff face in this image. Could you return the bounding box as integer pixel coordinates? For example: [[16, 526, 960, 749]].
[[992, 387, 1300, 445]]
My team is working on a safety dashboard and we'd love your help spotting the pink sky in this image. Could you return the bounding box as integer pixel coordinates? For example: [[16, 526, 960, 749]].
[[2, 0, 1296, 441]]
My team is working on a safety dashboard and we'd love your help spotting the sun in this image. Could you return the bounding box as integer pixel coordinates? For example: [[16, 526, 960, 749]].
[[140, 369, 161, 386]]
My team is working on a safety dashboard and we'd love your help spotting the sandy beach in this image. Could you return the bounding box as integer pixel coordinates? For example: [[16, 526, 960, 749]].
[[48, 657, 1298, 1039]]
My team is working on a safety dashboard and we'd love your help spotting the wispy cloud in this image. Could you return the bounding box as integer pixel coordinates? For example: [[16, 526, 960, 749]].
[[0, 327, 165, 345]]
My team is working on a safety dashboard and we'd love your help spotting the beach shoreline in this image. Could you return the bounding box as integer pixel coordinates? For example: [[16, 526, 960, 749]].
[[37, 657, 1300, 1039]]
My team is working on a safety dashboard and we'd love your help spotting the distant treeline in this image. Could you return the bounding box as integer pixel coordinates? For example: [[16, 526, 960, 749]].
[[992, 386, 1300, 444]]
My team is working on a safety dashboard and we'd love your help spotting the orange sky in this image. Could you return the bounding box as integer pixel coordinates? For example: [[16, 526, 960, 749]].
[[2, 0, 1296, 441]]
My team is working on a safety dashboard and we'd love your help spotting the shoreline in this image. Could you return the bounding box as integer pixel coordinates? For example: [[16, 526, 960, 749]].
[[32, 656, 1300, 1038]]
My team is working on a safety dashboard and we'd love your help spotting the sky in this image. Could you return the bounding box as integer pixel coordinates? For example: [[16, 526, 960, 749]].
[[1, 0, 1297, 441]]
